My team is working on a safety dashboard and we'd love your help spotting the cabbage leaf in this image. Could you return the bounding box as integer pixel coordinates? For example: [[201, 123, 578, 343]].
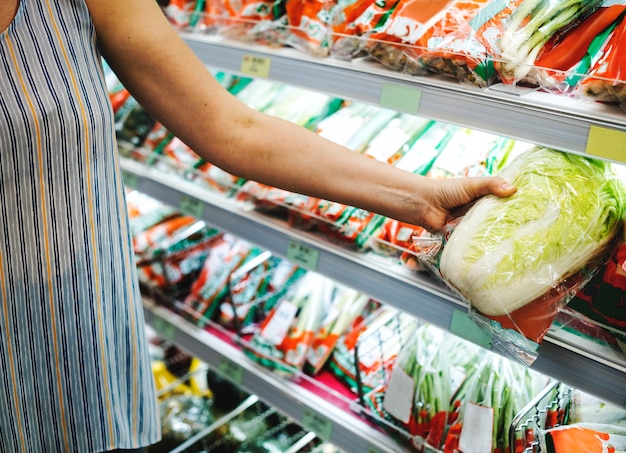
[[440, 146, 625, 316]]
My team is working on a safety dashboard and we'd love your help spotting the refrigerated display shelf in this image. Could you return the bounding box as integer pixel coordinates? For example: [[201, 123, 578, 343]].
[[122, 157, 626, 411], [142, 298, 413, 453], [182, 33, 626, 165]]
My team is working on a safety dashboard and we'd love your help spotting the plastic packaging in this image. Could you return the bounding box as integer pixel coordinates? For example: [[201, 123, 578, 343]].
[[415, 146, 625, 365]]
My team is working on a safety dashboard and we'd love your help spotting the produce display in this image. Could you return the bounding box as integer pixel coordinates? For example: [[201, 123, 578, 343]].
[[416, 146, 626, 364], [110, 32, 626, 448], [161, 0, 626, 110]]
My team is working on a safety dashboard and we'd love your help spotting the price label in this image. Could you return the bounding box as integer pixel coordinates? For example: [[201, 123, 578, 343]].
[[302, 409, 333, 441], [286, 240, 319, 270], [179, 195, 204, 218], [379, 82, 422, 114], [241, 55, 271, 78], [218, 358, 244, 385], [152, 316, 176, 341], [586, 125, 626, 163], [449, 308, 492, 350], [122, 170, 138, 190]]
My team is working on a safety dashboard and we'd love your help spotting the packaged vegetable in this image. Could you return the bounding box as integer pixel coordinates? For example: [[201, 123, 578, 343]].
[[526, 2, 626, 92], [365, 324, 456, 449], [444, 353, 548, 453], [538, 423, 626, 453], [183, 236, 260, 326], [417, 0, 513, 86], [577, 8, 626, 110], [243, 272, 336, 375], [220, 254, 307, 334], [305, 287, 372, 375], [416, 146, 626, 364], [364, 0, 452, 75], [329, 308, 418, 394], [496, 0, 604, 85]]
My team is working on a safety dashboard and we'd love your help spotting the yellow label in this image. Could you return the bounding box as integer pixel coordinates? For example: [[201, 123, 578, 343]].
[[586, 125, 626, 163], [241, 55, 271, 78]]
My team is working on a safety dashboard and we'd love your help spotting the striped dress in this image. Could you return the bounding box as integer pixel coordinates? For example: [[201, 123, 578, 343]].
[[0, 1, 161, 451]]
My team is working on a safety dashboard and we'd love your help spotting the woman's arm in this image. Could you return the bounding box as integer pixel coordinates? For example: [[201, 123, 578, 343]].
[[85, 0, 515, 231]]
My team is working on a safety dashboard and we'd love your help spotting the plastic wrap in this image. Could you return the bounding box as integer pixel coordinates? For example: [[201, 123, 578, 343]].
[[494, 0, 604, 85], [417, 0, 523, 86], [415, 146, 626, 365], [577, 7, 626, 110], [362, 325, 480, 451], [525, 2, 626, 93], [443, 353, 548, 453], [363, 0, 453, 75]]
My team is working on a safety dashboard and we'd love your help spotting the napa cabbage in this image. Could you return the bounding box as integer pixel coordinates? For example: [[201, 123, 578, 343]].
[[440, 146, 625, 317]]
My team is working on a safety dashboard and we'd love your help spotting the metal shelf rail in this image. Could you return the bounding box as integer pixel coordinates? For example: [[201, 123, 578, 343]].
[[182, 33, 626, 166]]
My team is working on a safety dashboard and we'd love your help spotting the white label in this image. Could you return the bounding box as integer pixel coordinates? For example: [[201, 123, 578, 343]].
[[261, 301, 298, 345], [459, 403, 493, 453], [382, 366, 415, 424]]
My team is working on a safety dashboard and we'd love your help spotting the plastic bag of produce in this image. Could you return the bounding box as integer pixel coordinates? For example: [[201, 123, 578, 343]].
[[364, 325, 479, 450], [444, 353, 548, 453], [494, 0, 604, 85], [363, 0, 452, 75], [219, 253, 307, 334], [183, 236, 261, 326], [243, 272, 336, 376], [577, 9, 626, 111], [417, 0, 524, 86], [524, 2, 626, 93], [415, 146, 626, 365], [329, 307, 417, 394], [538, 423, 626, 453]]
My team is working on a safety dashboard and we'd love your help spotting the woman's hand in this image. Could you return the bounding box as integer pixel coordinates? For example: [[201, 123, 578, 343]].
[[415, 176, 516, 232]]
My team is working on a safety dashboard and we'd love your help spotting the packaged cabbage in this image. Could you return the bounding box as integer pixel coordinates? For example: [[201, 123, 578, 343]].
[[439, 146, 625, 318]]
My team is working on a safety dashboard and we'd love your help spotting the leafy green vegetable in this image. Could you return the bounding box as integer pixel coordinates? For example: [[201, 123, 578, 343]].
[[498, 0, 603, 83], [440, 146, 625, 316]]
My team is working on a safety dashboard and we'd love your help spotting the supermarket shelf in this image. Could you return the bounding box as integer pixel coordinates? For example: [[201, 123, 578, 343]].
[[142, 299, 412, 453], [123, 157, 626, 409], [182, 32, 626, 163]]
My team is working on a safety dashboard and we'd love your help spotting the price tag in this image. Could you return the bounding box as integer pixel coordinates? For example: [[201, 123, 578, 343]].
[[241, 55, 272, 78], [122, 170, 138, 190], [449, 309, 492, 350], [379, 82, 422, 114], [459, 402, 493, 453], [217, 358, 244, 385], [179, 195, 204, 218], [302, 409, 333, 441], [286, 240, 319, 270], [586, 125, 626, 163], [152, 316, 176, 341]]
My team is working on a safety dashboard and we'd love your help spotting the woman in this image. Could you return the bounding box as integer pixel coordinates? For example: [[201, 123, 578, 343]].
[[0, 0, 515, 451]]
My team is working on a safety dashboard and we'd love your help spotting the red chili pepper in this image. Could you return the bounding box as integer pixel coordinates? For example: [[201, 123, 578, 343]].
[[443, 423, 462, 453], [426, 411, 448, 449], [536, 5, 626, 71]]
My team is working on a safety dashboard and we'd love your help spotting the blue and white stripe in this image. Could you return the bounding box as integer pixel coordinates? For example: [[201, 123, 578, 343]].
[[0, 1, 160, 451]]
